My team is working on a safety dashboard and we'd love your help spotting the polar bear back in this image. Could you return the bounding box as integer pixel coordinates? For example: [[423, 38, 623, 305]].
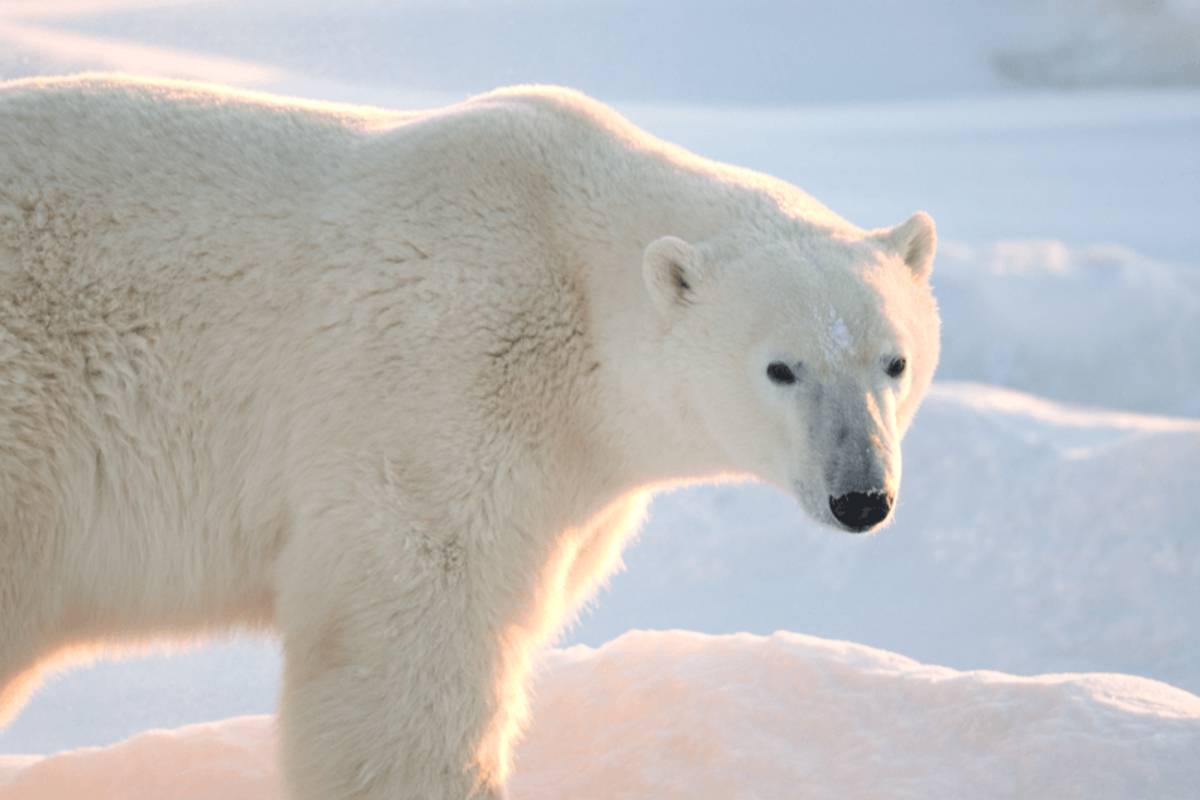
[[0, 78, 610, 594]]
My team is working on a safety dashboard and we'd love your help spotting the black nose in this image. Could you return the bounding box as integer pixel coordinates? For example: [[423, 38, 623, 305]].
[[829, 491, 892, 532]]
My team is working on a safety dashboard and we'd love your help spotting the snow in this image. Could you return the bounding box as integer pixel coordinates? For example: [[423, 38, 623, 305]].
[[575, 384, 1200, 688], [819, 312, 853, 365], [630, 91, 1200, 267], [5, 0, 1198, 106], [0, 716, 278, 800], [993, 0, 1200, 90], [2, 0, 1199, 794], [4, 631, 1200, 800], [935, 241, 1200, 416]]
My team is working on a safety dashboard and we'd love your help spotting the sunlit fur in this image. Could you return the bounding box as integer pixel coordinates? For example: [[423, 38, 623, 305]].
[[0, 75, 938, 798]]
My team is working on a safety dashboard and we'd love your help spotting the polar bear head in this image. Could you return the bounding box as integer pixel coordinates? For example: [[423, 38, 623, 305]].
[[642, 212, 939, 533]]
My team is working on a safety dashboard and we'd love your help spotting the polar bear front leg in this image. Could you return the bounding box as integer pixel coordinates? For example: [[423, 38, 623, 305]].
[[275, 516, 516, 800]]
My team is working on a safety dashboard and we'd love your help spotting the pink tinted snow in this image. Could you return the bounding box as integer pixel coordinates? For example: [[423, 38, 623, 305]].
[[0, 716, 276, 799], [3, 631, 1198, 800]]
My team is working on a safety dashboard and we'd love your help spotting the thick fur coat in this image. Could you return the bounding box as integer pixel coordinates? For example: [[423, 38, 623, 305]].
[[0, 75, 940, 798]]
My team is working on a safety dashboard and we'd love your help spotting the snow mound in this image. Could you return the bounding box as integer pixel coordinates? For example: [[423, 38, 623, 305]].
[[0, 717, 276, 799], [3, 631, 1198, 800], [934, 241, 1200, 417], [576, 383, 1200, 693]]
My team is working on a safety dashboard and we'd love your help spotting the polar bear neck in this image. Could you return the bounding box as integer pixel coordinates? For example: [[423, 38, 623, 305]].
[[446, 93, 762, 490], [459, 88, 859, 494]]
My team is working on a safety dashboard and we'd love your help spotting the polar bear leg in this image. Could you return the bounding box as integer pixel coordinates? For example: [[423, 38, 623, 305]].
[[275, 510, 512, 799], [0, 501, 57, 728], [0, 638, 42, 728]]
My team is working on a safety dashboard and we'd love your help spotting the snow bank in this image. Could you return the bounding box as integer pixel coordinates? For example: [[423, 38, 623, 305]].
[[0, 717, 276, 800], [3, 631, 1198, 800], [935, 241, 1200, 417], [575, 383, 1200, 693]]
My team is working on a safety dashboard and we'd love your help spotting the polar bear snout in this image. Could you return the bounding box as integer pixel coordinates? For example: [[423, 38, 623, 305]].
[[828, 491, 893, 532]]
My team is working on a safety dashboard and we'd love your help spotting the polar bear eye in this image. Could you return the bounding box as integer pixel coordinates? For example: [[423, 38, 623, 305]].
[[886, 357, 907, 379], [766, 362, 797, 385]]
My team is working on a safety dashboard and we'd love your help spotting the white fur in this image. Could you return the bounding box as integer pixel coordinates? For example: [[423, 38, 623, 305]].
[[0, 75, 940, 798]]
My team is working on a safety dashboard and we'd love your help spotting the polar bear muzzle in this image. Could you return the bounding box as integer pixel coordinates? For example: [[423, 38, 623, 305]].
[[828, 491, 894, 532]]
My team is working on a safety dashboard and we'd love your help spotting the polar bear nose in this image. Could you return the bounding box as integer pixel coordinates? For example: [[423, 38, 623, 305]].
[[829, 491, 892, 532]]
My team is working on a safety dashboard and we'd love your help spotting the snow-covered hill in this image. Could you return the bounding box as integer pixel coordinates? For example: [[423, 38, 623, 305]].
[[4, 631, 1198, 800]]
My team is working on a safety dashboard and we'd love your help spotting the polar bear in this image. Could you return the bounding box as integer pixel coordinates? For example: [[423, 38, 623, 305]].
[[0, 75, 939, 798]]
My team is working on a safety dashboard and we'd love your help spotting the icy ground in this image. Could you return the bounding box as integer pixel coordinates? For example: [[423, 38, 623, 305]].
[[4, 631, 1200, 800], [1, 0, 1198, 796]]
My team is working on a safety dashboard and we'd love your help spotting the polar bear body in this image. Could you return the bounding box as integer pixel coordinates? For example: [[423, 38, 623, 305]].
[[0, 76, 939, 798]]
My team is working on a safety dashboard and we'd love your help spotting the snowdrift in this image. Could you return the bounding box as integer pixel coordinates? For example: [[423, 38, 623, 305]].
[[935, 242, 1200, 417], [577, 383, 1200, 694], [3, 631, 1198, 800]]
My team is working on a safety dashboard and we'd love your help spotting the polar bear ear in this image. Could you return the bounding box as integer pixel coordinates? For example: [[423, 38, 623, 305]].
[[643, 235, 703, 315], [878, 211, 937, 282]]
